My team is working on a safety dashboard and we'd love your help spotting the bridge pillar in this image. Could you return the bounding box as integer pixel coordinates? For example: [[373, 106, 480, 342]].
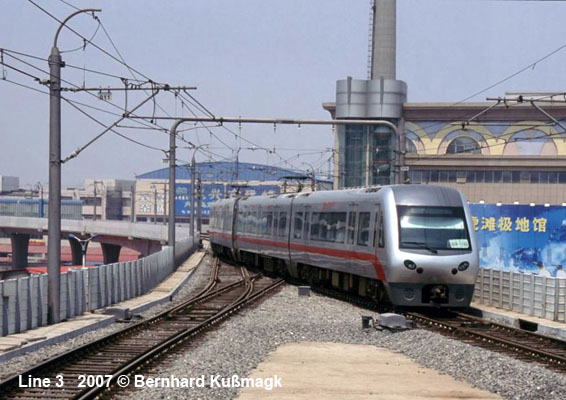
[[10, 233, 30, 268], [68, 238, 88, 266], [101, 243, 121, 264]]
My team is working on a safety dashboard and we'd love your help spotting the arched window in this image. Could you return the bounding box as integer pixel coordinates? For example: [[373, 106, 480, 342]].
[[503, 130, 557, 156], [406, 139, 417, 154], [446, 137, 481, 154]]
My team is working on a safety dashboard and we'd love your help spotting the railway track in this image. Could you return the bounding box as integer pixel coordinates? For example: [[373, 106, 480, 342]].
[[0, 257, 284, 399], [278, 277, 566, 374], [407, 311, 566, 373]]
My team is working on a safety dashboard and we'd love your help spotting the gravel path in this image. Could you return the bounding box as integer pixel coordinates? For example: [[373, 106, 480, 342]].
[[0, 251, 212, 381], [116, 284, 566, 400]]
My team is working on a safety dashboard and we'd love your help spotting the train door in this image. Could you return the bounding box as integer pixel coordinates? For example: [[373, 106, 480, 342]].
[[346, 203, 358, 249], [374, 204, 384, 260], [345, 203, 359, 275]]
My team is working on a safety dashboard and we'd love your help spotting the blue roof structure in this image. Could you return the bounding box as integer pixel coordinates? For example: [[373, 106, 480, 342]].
[[137, 161, 303, 182]]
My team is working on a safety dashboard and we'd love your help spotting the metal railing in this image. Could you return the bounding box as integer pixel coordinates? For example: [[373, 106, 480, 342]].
[[474, 268, 566, 322]]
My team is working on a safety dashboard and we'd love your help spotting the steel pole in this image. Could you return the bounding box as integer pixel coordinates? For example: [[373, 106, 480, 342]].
[[93, 182, 97, 221], [197, 171, 202, 234], [153, 187, 157, 224], [163, 183, 167, 226], [190, 155, 196, 237], [47, 8, 100, 325], [168, 125, 176, 252], [47, 45, 62, 324]]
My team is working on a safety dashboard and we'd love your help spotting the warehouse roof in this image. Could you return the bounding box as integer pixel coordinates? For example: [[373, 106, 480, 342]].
[[137, 161, 304, 182]]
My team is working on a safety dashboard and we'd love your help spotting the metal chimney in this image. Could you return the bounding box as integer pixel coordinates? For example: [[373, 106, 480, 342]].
[[371, 0, 396, 80]]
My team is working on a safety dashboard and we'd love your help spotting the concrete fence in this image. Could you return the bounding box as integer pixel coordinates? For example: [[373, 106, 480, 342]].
[[0, 236, 197, 337], [474, 268, 566, 323]]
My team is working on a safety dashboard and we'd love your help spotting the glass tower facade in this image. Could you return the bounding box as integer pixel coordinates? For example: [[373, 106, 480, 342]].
[[339, 124, 396, 188]]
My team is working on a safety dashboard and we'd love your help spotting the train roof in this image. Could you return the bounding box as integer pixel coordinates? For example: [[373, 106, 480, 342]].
[[211, 185, 466, 208]]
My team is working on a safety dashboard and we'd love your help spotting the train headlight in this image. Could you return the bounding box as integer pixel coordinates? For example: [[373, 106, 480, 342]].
[[458, 261, 470, 271], [404, 260, 417, 270]]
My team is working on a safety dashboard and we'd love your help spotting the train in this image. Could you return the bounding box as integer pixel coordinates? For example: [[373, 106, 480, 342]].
[[209, 184, 479, 308]]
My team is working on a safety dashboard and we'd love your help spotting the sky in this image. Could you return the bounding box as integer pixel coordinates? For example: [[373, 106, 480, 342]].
[[2, 0, 566, 189]]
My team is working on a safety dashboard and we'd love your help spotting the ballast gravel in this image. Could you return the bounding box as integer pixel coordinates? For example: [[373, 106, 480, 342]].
[[4, 252, 566, 400], [114, 284, 566, 400], [0, 252, 212, 381]]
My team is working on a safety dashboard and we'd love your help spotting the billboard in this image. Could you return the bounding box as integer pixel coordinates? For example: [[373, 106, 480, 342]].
[[470, 204, 566, 277], [175, 183, 280, 217]]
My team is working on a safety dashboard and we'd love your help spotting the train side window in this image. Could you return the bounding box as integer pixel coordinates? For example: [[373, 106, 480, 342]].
[[310, 212, 346, 243], [237, 210, 244, 232], [357, 212, 371, 246], [334, 213, 347, 243], [310, 212, 320, 240], [279, 212, 287, 237], [347, 212, 357, 245], [304, 212, 310, 240], [243, 211, 248, 233], [246, 211, 252, 233], [294, 212, 303, 239], [264, 212, 273, 235], [226, 209, 232, 231], [254, 211, 259, 234], [273, 213, 279, 236]]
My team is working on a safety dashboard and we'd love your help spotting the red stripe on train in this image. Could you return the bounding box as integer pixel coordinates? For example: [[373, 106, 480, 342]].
[[209, 230, 386, 281]]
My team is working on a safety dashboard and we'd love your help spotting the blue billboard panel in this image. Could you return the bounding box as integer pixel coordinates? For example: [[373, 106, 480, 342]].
[[470, 204, 566, 277], [175, 183, 280, 217]]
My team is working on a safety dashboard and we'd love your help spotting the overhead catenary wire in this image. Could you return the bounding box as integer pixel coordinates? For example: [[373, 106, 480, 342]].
[[27, 0, 155, 83], [1, 47, 145, 82], [19, 2, 328, 174]]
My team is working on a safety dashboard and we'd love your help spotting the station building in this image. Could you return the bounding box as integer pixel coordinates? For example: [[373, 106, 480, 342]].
[[324, 0, 566, 205], [324, 100, 566, 204]]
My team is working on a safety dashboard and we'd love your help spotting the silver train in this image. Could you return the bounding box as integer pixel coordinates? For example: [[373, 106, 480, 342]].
[[209, 184, 479, 307]]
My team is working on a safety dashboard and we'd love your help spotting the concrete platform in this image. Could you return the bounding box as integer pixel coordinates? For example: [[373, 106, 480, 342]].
[[470, 301, 566, 340], [237, 342, 501, 400], [0, 248, 207, 363]]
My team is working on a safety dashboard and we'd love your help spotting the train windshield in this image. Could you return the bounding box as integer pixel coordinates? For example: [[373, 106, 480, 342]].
[[397, 206, 470, 252]]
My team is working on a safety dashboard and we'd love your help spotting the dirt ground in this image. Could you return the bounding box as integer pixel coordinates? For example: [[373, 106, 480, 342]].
[[237, 342, 502, 400]]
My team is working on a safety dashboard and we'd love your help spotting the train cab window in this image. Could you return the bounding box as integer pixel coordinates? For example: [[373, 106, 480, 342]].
[[357, 212, 371, 246], [294, 212, 303, 239], [278, 212, 287, 237], [397, 206, 470, 251], [347, 212, 357, 245]]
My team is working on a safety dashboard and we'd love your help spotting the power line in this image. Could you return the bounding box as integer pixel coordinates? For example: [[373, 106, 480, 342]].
[[0, 76, 48, 95], [62, 97, 165, 153], [1, 57, 171, 155], [2, 49, 175, 139], [448, 38, 566, 107], [1, 47, 145, 82], [26, 0, 154, 83]]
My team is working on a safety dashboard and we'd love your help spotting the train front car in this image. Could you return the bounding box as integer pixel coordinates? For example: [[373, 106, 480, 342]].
[[382, 185, 479, 307]]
